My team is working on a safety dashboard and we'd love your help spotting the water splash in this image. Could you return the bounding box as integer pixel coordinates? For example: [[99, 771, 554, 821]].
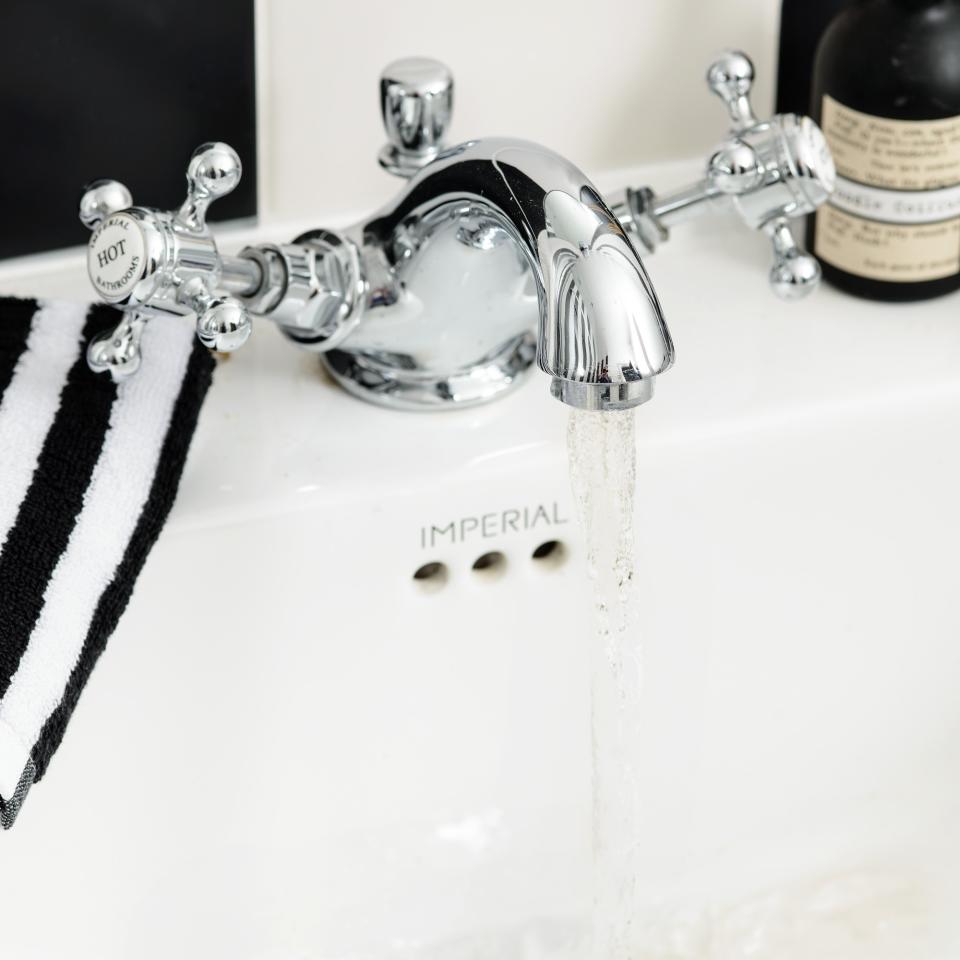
[[566, 408, 643, 960]]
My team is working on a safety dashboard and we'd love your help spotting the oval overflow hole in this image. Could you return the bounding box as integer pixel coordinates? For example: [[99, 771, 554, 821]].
[[471, 551, 507, 580], [531, 540, 567, 569], [412, 561, 449, 593]]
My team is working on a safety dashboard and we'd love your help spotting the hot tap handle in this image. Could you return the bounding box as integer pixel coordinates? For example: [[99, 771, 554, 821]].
[[378, 57, 454, 178], [78, 142, 253, 379]]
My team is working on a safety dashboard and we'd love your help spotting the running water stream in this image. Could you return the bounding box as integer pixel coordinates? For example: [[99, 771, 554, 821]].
[[566, 408, 644, 960], [563, 410, 950, 960]]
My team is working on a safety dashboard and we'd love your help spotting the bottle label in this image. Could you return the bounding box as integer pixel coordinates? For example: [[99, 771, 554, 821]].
[[815, 95, 960, 283]]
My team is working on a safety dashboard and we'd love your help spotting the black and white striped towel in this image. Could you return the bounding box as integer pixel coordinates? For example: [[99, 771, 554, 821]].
[[0, 298, 213, 828]]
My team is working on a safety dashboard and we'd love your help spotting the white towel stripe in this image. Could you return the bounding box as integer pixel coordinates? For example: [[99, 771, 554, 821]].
[[0, 316, 194, 797], [0, 300, 87, 557]]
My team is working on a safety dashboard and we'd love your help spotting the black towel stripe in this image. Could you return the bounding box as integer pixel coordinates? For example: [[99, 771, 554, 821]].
[[31, 341, 215, 782], [0, 306, 119, 701], [0, 758, 35, 830], [0, 298, 40, 400]]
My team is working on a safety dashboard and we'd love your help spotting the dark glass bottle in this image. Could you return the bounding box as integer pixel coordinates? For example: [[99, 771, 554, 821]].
[[809, 0, 960, 300]]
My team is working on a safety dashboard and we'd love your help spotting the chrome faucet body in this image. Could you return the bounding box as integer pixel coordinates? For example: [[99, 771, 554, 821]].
[[79, 59, 673, 412], [243, 138, 672, 410], [78, 52, 831, 409]]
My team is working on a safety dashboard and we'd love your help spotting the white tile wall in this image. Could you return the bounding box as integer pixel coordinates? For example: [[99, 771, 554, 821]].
[[255, 0, 782, 220]]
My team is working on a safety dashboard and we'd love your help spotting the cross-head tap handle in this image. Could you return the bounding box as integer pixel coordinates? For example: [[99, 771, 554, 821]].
[[78, 142, 254, 380], [703, 51, 835, 299], [378, 57, 454, 178]]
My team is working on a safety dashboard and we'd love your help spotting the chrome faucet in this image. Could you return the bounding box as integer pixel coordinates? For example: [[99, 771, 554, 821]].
[[78, 57, 672, 412], [608, 51, 836, 300]]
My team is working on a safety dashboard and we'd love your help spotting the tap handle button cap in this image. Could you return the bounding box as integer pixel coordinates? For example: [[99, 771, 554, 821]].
[[379, 57, 453, 177], [81, 180, 148, 310], [778, 113, 837, 213]]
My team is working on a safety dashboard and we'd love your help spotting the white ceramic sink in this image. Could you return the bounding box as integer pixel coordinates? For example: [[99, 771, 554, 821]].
[[0, 161, 957, 958]]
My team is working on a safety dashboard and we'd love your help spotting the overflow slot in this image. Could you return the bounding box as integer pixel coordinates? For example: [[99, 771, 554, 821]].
[[531, 540, 567, 569], [471, 551, 507, 580], [412, 561, 449, 593]]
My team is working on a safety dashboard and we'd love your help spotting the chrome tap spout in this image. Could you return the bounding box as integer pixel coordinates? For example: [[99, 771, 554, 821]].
[[352, 138, 674, 411]]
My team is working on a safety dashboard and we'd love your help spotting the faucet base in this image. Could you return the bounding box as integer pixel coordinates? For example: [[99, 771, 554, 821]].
[[549, 378, 655, 411], [322, 333, 537, 411]]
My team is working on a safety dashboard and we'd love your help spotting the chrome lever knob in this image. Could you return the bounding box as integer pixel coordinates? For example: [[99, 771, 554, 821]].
[[185, 282, 252, 353], [85, 310, 147, 380], [707, 50, 758, 132], [78, 179, 133, 230], [79, 142, 252, 378], [767, 217, 821, 300], [177, 141, 243, 231], [378, 57, 453, 178]]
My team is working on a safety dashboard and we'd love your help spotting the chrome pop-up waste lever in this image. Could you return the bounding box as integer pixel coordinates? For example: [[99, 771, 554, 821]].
[[609, 51, 836, 300], [80, 57, 673, 411]]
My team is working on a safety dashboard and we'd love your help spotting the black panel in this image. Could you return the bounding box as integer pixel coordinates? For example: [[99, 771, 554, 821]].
[[0, 0, 257, 259], [776, 0, 856, 115]]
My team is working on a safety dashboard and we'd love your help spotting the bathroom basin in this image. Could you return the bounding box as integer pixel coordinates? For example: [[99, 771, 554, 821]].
[[0, 160, 957, 958]]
